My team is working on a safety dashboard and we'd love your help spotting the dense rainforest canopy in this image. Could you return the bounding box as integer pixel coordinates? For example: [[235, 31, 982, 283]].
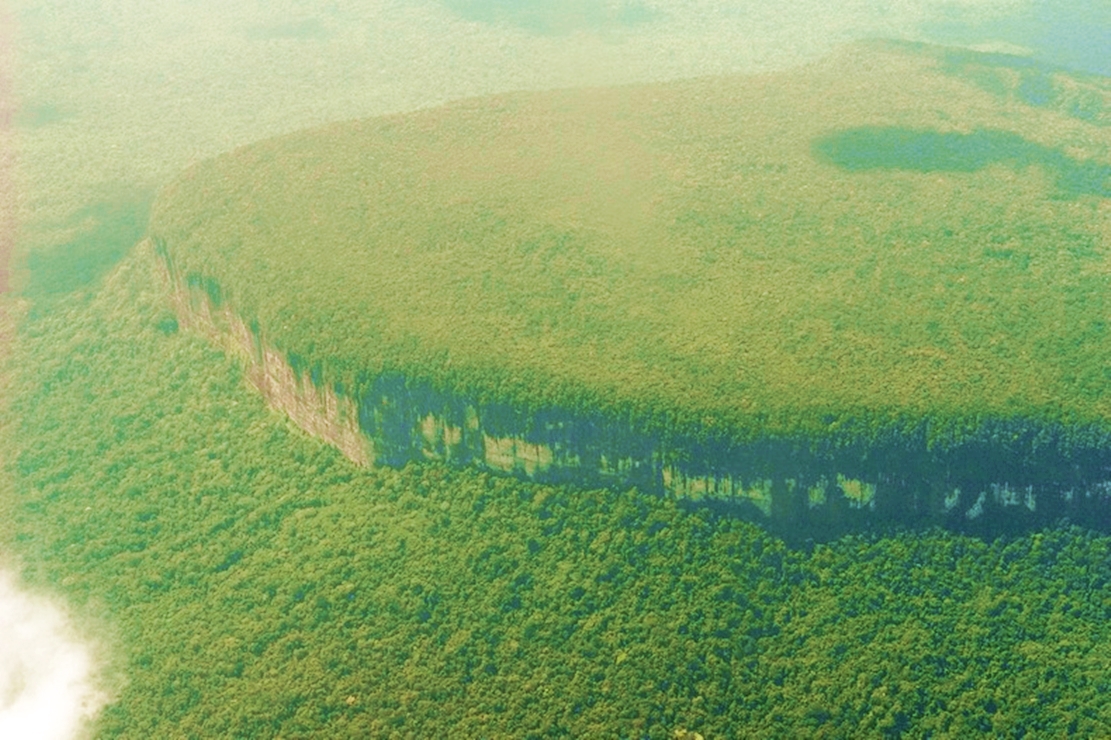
[[3, 39, 1111, 738], [150, 41, 1111, 446], [3, 237, 1111, 738]]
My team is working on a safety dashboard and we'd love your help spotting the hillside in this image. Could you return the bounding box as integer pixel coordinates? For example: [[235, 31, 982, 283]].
[[149, 40, 1111, 441], [5, 37, 1111, 738], [146, 40, 1111, 533], [4, 240, 1111, 738]]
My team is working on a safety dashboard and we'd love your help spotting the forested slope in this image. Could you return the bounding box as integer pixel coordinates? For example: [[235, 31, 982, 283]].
[[4, 243, 1111, 737], [150, 40, 1111, 446], [144, 40, 1111, 534]]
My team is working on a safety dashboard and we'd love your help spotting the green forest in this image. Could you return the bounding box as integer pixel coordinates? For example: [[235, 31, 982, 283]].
[[149, 42, 1111, 447], [4, 241, 1111, 738], [3, 40, 1111, 739]]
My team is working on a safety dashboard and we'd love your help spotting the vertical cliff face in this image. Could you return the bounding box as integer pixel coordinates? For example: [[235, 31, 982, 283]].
[[152, 239, 1111, 541], [159, 241, 372, 467]]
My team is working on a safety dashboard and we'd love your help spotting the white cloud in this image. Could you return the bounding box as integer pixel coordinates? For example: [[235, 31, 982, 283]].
[[0, 572, 107, 740]]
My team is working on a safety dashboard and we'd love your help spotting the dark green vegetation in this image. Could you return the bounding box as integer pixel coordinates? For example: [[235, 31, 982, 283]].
[[20, 185, 154, 317], [5, 40, 1111, 737], [150, 43, 1111, 449], [5, 246, 1111, 737], [6, 244, 1111, 733]]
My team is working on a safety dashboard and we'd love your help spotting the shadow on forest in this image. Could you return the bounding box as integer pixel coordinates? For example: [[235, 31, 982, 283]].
[[933, 44, 1110, 125], [813, 126, 1111, 199], [22, 185, 154, 315]]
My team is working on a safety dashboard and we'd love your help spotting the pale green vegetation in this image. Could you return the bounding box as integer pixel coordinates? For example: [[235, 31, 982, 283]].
[[3, 235, 1111, 738], [8, 0, 853, 282], [149, 43, 1111, 447]]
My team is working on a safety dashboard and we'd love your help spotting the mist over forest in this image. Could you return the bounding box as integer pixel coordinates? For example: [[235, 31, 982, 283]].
[[1, 1, 1109, 737]]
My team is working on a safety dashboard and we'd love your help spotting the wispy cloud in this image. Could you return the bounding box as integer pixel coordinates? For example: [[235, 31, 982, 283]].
[[0, 571, 107, 740]]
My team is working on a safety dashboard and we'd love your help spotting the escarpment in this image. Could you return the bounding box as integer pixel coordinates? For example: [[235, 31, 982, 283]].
[[149, 40, 1111, 540]]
